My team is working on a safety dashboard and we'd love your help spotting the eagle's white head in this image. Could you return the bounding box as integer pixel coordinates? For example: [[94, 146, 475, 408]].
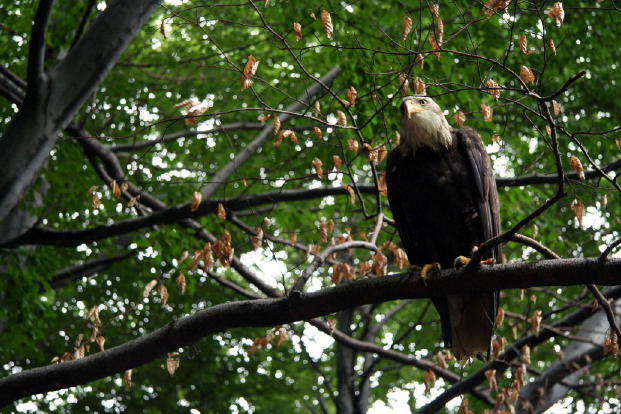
[[399, 95, 453, 155]]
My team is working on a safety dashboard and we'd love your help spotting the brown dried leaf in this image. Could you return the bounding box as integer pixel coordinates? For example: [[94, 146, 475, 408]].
[[371, 251, 388, 276], [603, 332, 619, 357], [241, 55, 259, 91], [74, 345, 86, 360], [176, 273, 186, 294], [453, 111, 466, 128], [178, 250, 190, 266], [436, 351, 446, 369], [272, 115, 281, 134], [569, 155, 585, 180], [546, 2, 564, 27], [398, 73, 409, 96], [331, 263, 343, 285], [415, 54, 425, 70], [111, 180, 121, 199], [293, 22, 302, 41], [191, 191, 202, 212], [166, 352, 180, 376], [275, 329, 289, 346], [159, 19, 168, 39], [402, 14, 413, 41], [521, 344, 531, 364], [217, 202, 227, 220], [336, 110, 347, 126], [312, 157, 323, 178], [319, 219, 328, 243], [213, 230, 234, 267], [428, 33, 441, 58], [413, 77, 426, 95], [519, 34, 533, 55], [429, 4, 440, 19], [552, 100, 561, 116], [96, 336, 106, 352], [123, 369, 133, 388], [157, 283, 169, 307], [495, 306, 505, 328], [545, 124, 552, 136], [345, 86, 358, 108], [91, 193, 101, 209], [333, 155, 342, 172], [601, 194, 608, 209], [309, 127, 321, 139], [492, 134, 500, 144], [251, 227, 263, 249], [313, 100, 321, 116], [378, 173, 388, 197], [343, 185, 356, 205], [531, 309, 542, 336], [520, 65, 536, 84], [483, 0, 512, 19], [571, 199, 585, 227], [327, 319, 336, 336], [515, 364, 526, 389], [481, 104, 493, 122], [143, 279, 158, 298], [347, 139, 359, 152], [485, 369, 498, 392], [128, 194, 141, 207], [548, 39, 557, 56], [321, 10, 333, 39], [423, 369, 436, 393], [485, 79, 501, 100]]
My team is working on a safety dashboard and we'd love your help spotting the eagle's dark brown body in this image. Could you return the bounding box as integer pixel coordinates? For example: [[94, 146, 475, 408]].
[[386, 127, 501, 358]]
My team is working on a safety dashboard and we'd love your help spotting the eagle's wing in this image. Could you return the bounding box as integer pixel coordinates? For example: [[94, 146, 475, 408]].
[[385, 148, 420, 264], [457, 128, 501, 357], [457, 128, 501, 263]]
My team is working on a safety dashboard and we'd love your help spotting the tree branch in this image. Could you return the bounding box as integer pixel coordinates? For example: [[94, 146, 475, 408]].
[[0, 0, 160, 223], [2, 260, 621, 406], [26, 0, 54, 88], [200, 66, 340, 200], [417, 285, 621, 413]]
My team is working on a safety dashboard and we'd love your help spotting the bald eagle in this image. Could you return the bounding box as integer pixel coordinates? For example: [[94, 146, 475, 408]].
[[386, 95, 501, 359]]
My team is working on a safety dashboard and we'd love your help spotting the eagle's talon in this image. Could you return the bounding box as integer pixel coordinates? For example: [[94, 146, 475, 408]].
[[420, 262, 441, 278], [454, 256, 471, 267]]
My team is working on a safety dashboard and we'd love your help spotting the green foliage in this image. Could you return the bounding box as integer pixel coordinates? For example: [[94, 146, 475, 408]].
[[1, 1, 621, 413]]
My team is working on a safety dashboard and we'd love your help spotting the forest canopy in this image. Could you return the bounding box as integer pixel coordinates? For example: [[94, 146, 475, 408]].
[[1, 1, 620, 413]]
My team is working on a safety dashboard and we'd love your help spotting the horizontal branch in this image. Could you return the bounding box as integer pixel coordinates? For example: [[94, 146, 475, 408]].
[[4, 151, 621, 248], [110, 122, 319, 152], [1, 257, 620, 406]]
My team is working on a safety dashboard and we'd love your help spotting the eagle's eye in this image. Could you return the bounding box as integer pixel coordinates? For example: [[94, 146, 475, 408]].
[[419, 99, 427, 105]]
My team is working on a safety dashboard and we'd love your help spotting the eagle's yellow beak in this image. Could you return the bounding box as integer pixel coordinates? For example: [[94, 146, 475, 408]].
[[404, 100, 425, 119]]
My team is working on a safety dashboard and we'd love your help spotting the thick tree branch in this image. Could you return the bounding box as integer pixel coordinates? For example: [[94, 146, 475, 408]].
[[26, 0, 54, 88], [0, 0, 160, 223], [2, 260, 621, 406]]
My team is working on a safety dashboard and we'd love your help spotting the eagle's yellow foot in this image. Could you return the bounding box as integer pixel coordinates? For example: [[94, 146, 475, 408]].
[[455, 256, 471, 266], [420, 262, 441, 278], [454, 256, 494, 267]]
